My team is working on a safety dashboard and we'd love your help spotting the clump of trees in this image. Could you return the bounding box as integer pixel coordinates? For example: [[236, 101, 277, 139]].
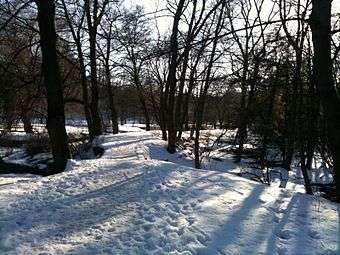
[[0, 0, 339, 201]]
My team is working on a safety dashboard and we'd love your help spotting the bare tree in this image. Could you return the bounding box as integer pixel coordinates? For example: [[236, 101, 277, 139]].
[[116, 7, 152, 131], [97, 3, 120, 134], [35, 0, 70, 171], [310, 0, 340, 201]]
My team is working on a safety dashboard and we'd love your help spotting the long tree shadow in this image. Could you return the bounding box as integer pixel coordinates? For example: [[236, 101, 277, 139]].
[[1, 148, 338, 255], [61, 164, 244, 254], [195, 185, 265, 254], [230, 190, 290, 255]]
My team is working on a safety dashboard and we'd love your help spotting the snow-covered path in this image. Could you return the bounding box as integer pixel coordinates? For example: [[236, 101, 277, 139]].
[[0, 131, 339, 254]]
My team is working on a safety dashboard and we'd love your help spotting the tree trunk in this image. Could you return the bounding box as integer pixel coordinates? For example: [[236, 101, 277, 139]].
[[133, 70, 151, 131], [88, 31, 102, 138], [105, 62, 119, 134], [60, 0, 94, 138], [235, 54, 249, 163], [35, 0, 70, 171], [310, 0, 340, 202], [165, 0, 186, 153], [260, 69, 278, 169], [300, 154, 314, 195], [194, 1, 225, 168], [84, 0, 102, 139], [107, 87, 119, 134], [21, 111, 33, 134]]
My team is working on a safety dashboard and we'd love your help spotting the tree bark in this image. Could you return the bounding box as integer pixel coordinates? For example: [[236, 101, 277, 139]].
[[21, 111, 33, 134], [84, 0, 102, 139], [35, 0, 70, 171], [310, 0, 340, 202], [105, 63, 119, 134], [60, 0, 94, 138], [165, 0, 186, 153], [194, 1, 225, 168]]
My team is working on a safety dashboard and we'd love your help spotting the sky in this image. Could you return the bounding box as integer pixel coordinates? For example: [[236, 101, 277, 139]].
[[124, 0, 340, 36]]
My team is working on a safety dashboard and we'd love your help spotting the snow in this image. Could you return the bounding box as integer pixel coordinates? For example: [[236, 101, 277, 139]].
[[0, 130, 339, 254]]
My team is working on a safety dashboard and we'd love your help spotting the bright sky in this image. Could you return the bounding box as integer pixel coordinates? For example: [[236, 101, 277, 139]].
[[124, 0, 340, 36], [124, 0, 170, 34]]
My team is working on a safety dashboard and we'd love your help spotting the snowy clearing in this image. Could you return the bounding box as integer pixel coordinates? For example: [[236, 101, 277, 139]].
[[0, 130, 339, 254]]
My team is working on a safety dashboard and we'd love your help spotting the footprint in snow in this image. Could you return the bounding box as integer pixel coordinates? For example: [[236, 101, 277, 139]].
[[94, 235, 102, 240], [308, 230, 320, 239], [168, 210, 179, 220], [166, 218, 178, 227], [144, 215, 156, 222], [196, 233, 211, 246], [276, 199, 285, 204], [177, 227, 185, 236], [190, 201, 202, 210], [278, 229, 292, 240], [150, 195, 159, 202], [142, 223, 153, 232], [277, 246, 288, 255], [171, 203, 181, 213], [182, 204, 190, 210], [273, 215, 281, 223], [186, 216, 195, 225], [190, 202, 197, 208], [107, 227, 116, 232]]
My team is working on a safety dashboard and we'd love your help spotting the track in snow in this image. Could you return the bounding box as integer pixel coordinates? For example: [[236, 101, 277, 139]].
[[0, 131, 339, 255]]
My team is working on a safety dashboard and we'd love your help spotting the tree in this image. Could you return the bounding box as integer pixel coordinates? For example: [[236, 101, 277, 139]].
[[59, 0, 95, 138], [35, 0, 70, 171], [116, 7, 152, 131], [310, 0, 340, 201], [164, 0, 186, 153], [83, 0, 110, 138], [193, 0, 227, 168], [97, 3, 120, 134]]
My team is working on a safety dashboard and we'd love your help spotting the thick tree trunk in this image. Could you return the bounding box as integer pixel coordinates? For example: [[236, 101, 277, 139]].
[[165, 0, 186, 153], [105, 64, 119, 134], [132, 70, 151, 131], [310, 0, 340, 202], [159, 89, 167, 140], [137, 92, 151, 131], [21, 111, 33, 134], [60, 0, 94, 139], [77, 47, 94, 138], [84, 0, 102, 139], [80, 69, 95, 138], [300, 154, 314, 195], [260, 70, 278, 170], [107, 85, 119, 134], [88, 32, 102, 138], [194, 2, 225, 168], [235, 54, 249, 163], [35, 0, 70, 171]]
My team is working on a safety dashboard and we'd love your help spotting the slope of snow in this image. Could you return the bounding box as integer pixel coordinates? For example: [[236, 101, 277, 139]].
[[0, 131, 339, 255]]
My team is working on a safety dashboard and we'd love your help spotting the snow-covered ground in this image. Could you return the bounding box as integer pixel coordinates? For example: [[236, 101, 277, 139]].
[[180, 129, 334, 193], [0, 130, 339, 254]]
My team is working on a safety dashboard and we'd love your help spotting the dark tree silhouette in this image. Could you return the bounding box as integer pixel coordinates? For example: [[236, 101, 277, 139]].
[[35, 0, 70, 171]]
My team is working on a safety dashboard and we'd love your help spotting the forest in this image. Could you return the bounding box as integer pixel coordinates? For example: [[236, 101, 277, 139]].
[[0, 0, 339, 254]]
